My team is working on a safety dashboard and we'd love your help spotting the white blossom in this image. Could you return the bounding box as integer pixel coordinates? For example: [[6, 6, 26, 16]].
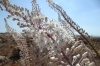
[[85, 61, 90, 66], [82, 52, 88, 58], [66, 48, 70, 54], [71, 40, 81, 50], [72, 54, 80, 65], [88, 62, 95, 66], [50, 56, 58, 61], [73, 45, 83, 54], [80, 58, 90, 66], [47, 62, 54, 66], [75, 63, 80, 66]]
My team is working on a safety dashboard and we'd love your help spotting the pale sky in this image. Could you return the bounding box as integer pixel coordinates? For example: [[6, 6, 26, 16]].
[[0, 0, 100, 36]]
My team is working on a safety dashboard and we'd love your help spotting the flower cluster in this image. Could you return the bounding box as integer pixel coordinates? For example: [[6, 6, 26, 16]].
[[0, 0, 97, 66]]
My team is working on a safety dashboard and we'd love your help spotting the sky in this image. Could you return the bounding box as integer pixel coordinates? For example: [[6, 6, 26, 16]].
[[0, 0, 100, 36]]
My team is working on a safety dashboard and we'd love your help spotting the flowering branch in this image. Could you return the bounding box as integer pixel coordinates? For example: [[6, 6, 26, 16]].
[[0, 0, 98, 66]]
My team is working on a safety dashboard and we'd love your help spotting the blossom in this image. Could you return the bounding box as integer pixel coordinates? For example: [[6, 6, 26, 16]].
[[3, 0, 97, 65], [80, 58, 90, 66], [82, 52, 88, 58], [47, 62, 54, 66], [73, 45, 83, 54], [72, 54, 80, 65], [88, 62, 95, 66]]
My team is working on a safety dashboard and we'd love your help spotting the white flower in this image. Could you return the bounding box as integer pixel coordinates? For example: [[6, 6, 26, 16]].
[[80, 58, 90, 66], [77, 54, 80, 58], [85, 61, 90, 66], [33, 29, 47, 52], [67, 64, 71, 66], [71, 40, 81, 50], [47, 62, 54, 66], [72, 54, 80, 65], [50, 56, 55, 59], [49, 51, 56, 57], [49, 23, 55, 30], [61, 61, 65, 64], [59, 34, 68, 46], [45, 37, 53, 50], [53, 43, 61, 54], [88, 62, 95, 66], [68, 38, 75, 44], [82, 52, 88, 58], [66, 48, 70, 54], [72, 56, 77, 65], [50, 56, 58, 61], [38, 29, 45, 41], [73, 45, 83, 54], [75, 63, 80, 66]]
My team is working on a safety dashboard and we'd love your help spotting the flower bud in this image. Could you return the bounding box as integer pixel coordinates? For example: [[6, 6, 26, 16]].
[[89, 62, 95, 66], [82, 52, 88, 58]]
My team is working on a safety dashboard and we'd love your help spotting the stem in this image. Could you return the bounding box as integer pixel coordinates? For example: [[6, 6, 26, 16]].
[[61, 50, 73, 66], [62, 13, 100, 59], [48, 1, 100, 59]]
